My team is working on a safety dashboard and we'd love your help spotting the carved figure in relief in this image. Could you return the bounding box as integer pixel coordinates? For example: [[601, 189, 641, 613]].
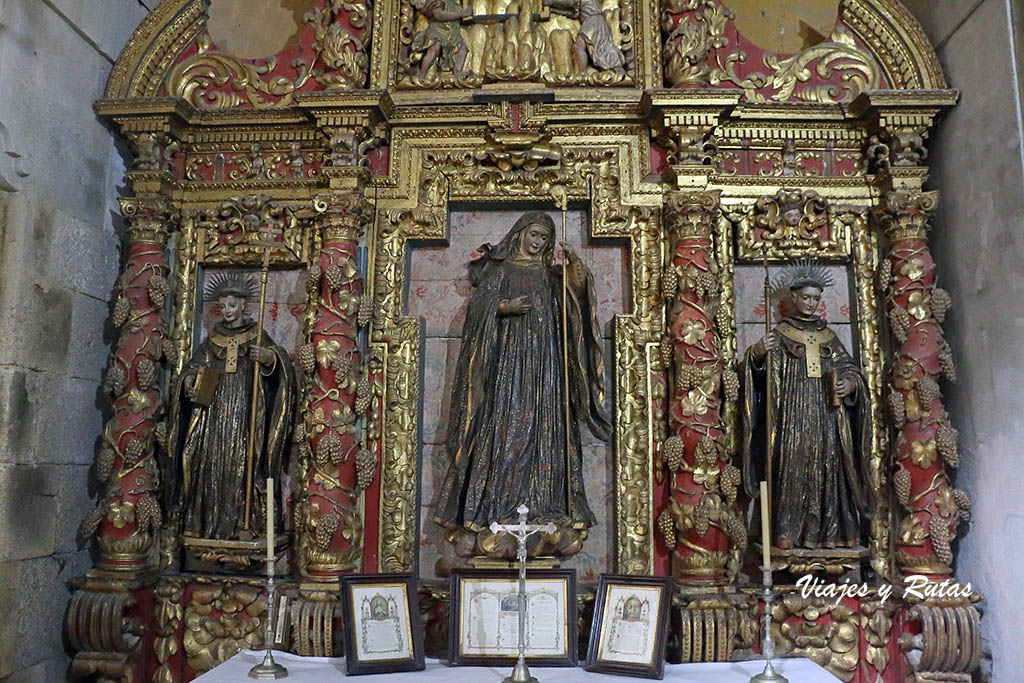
[[543, 0, 627, 74], [433, 212, 611, 554], [409, 0, 473, 78], [166, 272, 296, 541], [741, 262, 872, 549]]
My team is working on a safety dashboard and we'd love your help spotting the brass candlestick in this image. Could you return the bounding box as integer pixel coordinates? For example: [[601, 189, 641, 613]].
[[249, 556, 288, 680], [750, 565, 787, 683]]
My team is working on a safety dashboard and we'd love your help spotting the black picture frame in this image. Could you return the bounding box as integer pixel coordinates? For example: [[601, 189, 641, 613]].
[[449, 568, 577, 667], [583, 574, 673, 679], [338, 573, 425, 676]]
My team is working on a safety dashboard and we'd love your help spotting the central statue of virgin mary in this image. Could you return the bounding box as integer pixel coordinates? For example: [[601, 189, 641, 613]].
[[433, 211, 612, 558]]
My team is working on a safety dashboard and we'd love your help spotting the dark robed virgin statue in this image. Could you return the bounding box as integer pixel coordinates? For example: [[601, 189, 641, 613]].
[[742, 263, 872, 550], [433, 212, 611, 557], [166, 272, 296, 542]]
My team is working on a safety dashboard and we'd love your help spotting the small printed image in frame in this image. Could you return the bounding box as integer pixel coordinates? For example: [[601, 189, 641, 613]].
[[449, 568, 577, 667], [338, 574, 425, 675], [584, 574, 673, 679]]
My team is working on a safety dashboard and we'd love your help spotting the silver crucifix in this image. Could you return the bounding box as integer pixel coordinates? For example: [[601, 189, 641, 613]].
[[489, 504, 557, 683]]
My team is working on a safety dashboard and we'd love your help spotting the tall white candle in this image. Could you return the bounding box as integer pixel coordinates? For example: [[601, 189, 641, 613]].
[[266, 477, 274, 560], [760, 481, 771, 569]]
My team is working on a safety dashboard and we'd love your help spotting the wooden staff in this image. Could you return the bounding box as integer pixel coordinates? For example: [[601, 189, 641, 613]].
[[761, 252, 774, 551], [243, 228, 279, 531], [560, 195, 573, 519]]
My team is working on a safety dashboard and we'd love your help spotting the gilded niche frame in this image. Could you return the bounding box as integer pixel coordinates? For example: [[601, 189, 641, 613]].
[[716, 178, 892, 579], [366, 122, 665, 575]]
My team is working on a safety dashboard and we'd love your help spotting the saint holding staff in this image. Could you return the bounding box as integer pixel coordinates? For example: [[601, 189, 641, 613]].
[[433, 211, 611, 558], [166, 271, 296, 543], [742, 262, 873, 551]]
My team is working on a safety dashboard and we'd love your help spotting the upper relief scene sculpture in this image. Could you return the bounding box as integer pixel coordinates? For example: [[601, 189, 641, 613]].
[[399, 0, 633, 88], [741, 263, 873, 553], [431, 212, 612, 561]]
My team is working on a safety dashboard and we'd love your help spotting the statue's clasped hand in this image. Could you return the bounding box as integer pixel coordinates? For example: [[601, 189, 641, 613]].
[[559, 241, 580, 264], [497, 296, 532, 316], [251, 345, 275, 365], [836, 376, 856, 398], [752, 332, 779, 359]]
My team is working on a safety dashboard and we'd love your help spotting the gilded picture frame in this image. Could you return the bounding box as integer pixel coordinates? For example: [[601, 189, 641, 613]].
[[448, 568, 578, 667], [584, 574, 672, 679], [338, 574, 425, 675]]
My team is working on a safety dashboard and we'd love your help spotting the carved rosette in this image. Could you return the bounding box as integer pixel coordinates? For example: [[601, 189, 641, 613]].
[[296, 186, 375, 581], [78, 191, 175, 575], [658, 190, 745, 584], [874, 191, 969, 579]]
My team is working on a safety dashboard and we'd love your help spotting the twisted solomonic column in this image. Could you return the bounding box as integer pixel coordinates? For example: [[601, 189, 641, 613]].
[[295, 184, 376, 581], [874, 190, 970, 579], [658, 190, 746, 585]]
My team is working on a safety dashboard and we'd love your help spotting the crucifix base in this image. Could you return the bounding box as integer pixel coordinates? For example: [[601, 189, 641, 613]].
[[442, 521, 587, 562]]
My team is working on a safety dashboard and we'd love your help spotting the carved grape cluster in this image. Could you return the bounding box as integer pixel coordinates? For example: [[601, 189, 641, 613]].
[[721, 368, 739, 402], [929, 515, 952, 566], [123, 438, 145, 467], [297, 344, 317, 376], [939, 343, 957, 382], [78, 506, 107, 542], [331, 353, 352, 380], [105, 365, 127, 398], [662, 267, 679, 302], [657, 509, 676, 550], [357, 294, 375, 328], [316, 431, 343, 465], [95, 446, 117, 482], [916, 376, 940, 408], [676, 363, 702, 391], [720, 465, 740, 505], [662, 436, 685, 472], [724, 515, 747, 550], [931, 287, 951, 323], [693, 272, 719, 301], [113, 297, 131, 327], [888, 391, 906, 429], [136, 494, 162, 535], [714, 305, 730, 334], [953, 489, 971, 522], [162, 338, 178, 366], [355, 377, 372, 414], [889, 306, 910, 344], [306, 265, 322, 294], [879, 259, 892, 290], [136, 358, 157, 390], [313, 509, 341, 551], [147, 274, 169, 307], [693, 503, 710, 536], [894, 467, 911, 506], [355, 449, 376, 490], [658, 337, 674, 369], [935, 423, 959, 467], [325, 263, 346, 291]]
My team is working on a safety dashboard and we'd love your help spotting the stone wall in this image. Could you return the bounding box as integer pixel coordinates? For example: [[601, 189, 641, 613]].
[[0, 1, 150, 680], [902, 2, 1024, 680]]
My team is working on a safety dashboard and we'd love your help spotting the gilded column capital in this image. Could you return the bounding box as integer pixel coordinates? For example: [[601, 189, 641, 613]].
[[119, 195, 178, 246], [873, 190, 938, 242], [663, 190, 722, 239], [313, 187, 373, 242]]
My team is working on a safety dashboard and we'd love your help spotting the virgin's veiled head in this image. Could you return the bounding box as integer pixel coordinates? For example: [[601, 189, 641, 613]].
[[468, 211, 556, 284]]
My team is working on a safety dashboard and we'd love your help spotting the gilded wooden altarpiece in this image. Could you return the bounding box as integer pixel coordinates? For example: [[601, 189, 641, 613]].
[[63, 1, 985, 681]]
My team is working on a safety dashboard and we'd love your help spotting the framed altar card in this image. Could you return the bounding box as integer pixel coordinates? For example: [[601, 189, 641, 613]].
[[338, 574, 425, 675], [449, 568, 577, 667], [584, 575, 673, 679]]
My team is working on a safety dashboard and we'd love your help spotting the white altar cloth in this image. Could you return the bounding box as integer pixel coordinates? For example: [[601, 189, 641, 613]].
[[195, 650, 842, 682]]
